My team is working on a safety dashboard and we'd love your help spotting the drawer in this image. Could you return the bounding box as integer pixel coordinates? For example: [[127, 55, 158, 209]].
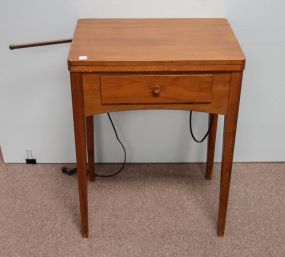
[[100, 74, 213, 104]]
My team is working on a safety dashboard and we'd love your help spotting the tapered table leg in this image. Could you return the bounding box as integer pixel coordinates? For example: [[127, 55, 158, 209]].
[[70, 72, 89, 238], [86, 116, 95, 181], [205, 113, 218, 180], [217, 72, 243, 236]]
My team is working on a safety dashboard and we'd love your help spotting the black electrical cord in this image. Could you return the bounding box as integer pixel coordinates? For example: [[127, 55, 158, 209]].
[[61, 113, 127, 177], [189, 111, 213, 143], [94, 113, 127, 177]]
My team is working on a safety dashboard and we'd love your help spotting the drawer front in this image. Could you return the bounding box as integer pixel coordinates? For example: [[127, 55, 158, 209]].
[[100, 74, 213, 104]]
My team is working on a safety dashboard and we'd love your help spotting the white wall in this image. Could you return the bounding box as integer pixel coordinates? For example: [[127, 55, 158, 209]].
[[0, 0, 284, 163]]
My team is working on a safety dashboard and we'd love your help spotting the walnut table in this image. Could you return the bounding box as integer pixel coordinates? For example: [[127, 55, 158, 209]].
[[67, 18, 246, 238]]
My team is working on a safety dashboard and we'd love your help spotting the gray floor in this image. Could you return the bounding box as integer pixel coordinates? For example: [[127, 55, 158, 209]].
[[0, 161, 284, 257]]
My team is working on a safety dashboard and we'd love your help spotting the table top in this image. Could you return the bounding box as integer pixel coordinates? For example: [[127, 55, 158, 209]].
[[68, 18, 245, 68]]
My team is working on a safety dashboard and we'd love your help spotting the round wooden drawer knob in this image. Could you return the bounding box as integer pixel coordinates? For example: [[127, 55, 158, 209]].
[[152, 85, 160, 97]]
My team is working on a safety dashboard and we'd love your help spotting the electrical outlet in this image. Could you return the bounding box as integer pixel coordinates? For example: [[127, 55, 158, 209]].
[[25, 149, 37, 164], [26, 159, 37, 164]]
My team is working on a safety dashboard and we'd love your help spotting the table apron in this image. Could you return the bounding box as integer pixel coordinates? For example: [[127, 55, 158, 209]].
[[82, 72, 231, 116]]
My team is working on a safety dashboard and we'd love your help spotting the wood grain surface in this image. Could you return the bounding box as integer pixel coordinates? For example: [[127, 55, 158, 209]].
[[68, 19, 245, 69], [100, 74, 213, 104]]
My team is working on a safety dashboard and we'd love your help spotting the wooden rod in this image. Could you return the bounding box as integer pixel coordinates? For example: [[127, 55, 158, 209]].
[[9, 38, 72, 50]]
